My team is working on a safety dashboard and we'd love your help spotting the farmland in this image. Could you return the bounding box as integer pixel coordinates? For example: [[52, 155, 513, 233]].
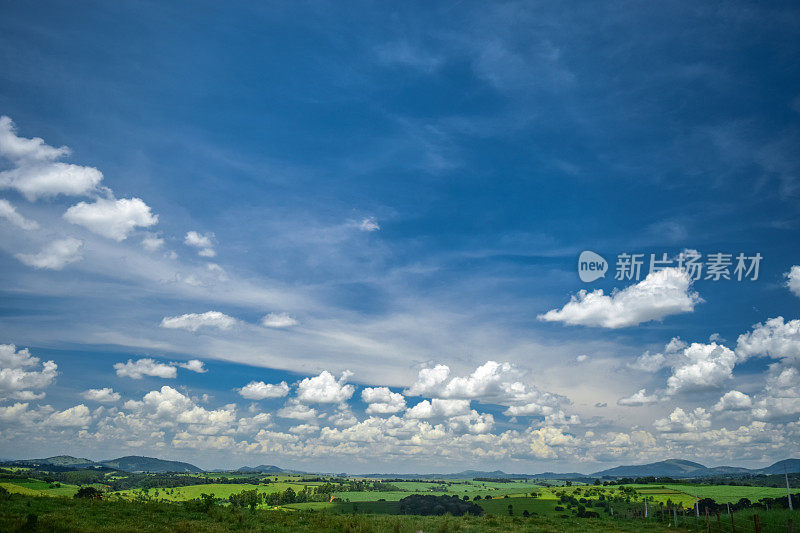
[[1, 465, 798, 532]]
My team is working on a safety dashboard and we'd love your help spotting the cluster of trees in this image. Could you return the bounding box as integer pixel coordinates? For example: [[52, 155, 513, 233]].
[[397, 495, 484, 516], [601, 476, 680, 485], [697, 493, 800, 514]]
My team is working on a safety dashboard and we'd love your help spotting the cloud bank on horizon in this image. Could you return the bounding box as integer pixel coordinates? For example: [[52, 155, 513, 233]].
[[0, 0, 799, 472]]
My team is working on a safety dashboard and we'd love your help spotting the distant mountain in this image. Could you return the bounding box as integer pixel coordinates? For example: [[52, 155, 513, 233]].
[[237, 465, 289, 474], [592, 459, 709, 478], [590, 457, 800, 479], [99, 456, 203, 473], [360, 470, 587, 480], [42, 455, 95, 467], [527, 472, 590, 480], [759, 459, 800, 475], [5, 455, 96, 469]]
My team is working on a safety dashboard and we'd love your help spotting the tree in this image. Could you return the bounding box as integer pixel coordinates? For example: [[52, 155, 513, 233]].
[[74, 487, 102, 499]]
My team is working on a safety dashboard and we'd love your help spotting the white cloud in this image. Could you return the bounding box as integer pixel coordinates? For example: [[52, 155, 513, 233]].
[[114, 358, 177, 379], [575, 354, 589, 363], [713, 390, 752, 412], [538, 268, 702, 328], [404, 364, 450, 396], [362, 387, 406, 414], [296, 370, 354, 404], [178, 359, 207, 373], [261, 312, 299, 328], [277, 399, 319, 420], [0, 198, 38, 229], [405, 398, 471, 419], [0, 116, 103, 200], [666, 342, 736, 394], [786, 266, 800, 298], [141, 234, 165, 251], [0, 402, 31, 422], [44, 404, 91, 428], [751, 365, 800, 420], [359, 216, 380, 231], [617, 389, 659, 406], [15, 237, 82, 270], [160, 311, 237, 332], [237, 380, 290, 400], [628, 338, 686, 372], [82, 387, 121, 403], [403, 361, 566, 420], [64, 197, 158, 241], [736, 317, 800, 364], [126, 386, 236, 434], [0, 344, 58, 400], [185, 231, 216, 257], [654, 407, 711, 433], [447, 410, 494, 434]]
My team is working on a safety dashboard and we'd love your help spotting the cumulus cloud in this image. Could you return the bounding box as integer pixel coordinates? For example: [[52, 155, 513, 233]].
[[359, 216, 380, 231], [237, 380, 290, 400], [185, 231, 216, 257], [64, 197, 158, 241], [405, 398, 471, 419], [404, 361, 567, 419], [0, 116, 103, 200], [261, 312, 299, 328], [160, 311, 237, 332], [44, 404, 91, 428], [736, 317, 800, 364], [0, 402, 31, 422], [15, 237, 82, 270], [114, 358, 177, 379], [177, 360, 207, 373], [666, 342, 736, 394], [538, 268, 702, 328], [296, 370, 354, 404], [751, 365, 800, 420], [786, 266, 800, 298], [405, 361, 522, 399], [447, 410, 494, 434], [0, 344, 58, 400], [404, 365, 450, 396], [277, 399, 319, 420], [713, 390, 753, 412], [617, 389, 659, 406], [628, 338, 686, 372], [0, 198, 38, 229], [82, 387, 121, 403], [362, 387, 406, 414], [126, 386, 236, 434], [654, 407, 711, 433]]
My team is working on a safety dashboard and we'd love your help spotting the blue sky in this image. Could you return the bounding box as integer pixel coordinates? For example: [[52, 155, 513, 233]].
[[0, 1, 799, 473]]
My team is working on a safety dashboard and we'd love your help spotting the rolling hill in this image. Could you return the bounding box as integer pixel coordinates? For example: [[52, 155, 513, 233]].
[[99, 456, 203, 473]]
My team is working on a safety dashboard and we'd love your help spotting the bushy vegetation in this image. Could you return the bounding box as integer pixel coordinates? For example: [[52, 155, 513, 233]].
[[397, 494, 484, 516]]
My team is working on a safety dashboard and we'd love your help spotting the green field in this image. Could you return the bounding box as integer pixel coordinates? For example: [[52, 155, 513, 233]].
[[0, 492, 691, 532], [0, 479, 81, 498], [112, 482, 313, 502], [623, 483, 794, 505]]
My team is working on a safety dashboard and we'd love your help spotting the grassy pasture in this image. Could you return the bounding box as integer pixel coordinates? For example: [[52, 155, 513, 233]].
[[111, 481, 313, 501], [0, 492, 696, 532], [623, 483, 794, 505], [0, 479, 81, 497]]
